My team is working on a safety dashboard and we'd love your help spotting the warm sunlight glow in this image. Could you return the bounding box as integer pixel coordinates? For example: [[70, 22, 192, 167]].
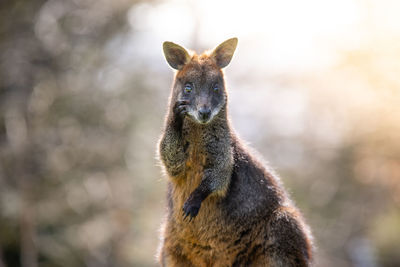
[[127, 0, 371, 70]]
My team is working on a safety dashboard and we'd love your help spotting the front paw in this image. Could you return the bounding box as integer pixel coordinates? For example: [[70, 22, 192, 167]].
[[171, 99, 190, 130], [182, 195, 202, 221], [174, 99, 190, 119]]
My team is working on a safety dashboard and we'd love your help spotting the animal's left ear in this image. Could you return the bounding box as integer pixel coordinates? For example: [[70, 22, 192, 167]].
[[211, 37, 238, 68]]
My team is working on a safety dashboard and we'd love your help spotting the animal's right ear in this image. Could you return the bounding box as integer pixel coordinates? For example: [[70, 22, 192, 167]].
[[163, 42, 191, 70]]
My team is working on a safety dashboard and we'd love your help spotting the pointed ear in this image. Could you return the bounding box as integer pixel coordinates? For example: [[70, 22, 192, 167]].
[[163, 41, 191, 70], [211, 37, 238, 68]]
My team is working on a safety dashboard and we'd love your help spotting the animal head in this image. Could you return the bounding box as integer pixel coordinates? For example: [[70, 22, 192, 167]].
[[163, 38, 238, 124]]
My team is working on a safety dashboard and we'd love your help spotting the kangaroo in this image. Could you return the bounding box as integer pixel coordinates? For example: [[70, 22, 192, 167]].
[[158, 38, 313, 266]]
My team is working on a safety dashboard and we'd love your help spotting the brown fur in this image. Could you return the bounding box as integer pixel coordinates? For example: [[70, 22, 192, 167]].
[[158, 38, 313, 266]]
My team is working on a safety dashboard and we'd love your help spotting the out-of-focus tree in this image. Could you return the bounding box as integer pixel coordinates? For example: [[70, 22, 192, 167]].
[[0, 0, 162, 266]]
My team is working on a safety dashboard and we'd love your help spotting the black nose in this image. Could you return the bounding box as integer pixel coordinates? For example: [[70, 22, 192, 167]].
[[198, 107, 211, 121]]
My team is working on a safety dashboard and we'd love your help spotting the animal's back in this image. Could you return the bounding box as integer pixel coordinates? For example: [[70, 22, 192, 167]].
[[224, 139, 313, 266]]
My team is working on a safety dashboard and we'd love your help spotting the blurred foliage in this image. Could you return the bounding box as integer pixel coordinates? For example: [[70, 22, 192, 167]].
[[0, 0, 163, 266], [0, 0, 399, 267]]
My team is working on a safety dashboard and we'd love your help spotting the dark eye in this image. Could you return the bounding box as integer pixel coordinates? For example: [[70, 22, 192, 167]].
[[213, 84, 219, 92], [184, 83, 192, 93]]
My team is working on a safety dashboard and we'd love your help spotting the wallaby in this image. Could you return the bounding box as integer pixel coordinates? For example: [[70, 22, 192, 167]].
[[158, 38, 313, 266]]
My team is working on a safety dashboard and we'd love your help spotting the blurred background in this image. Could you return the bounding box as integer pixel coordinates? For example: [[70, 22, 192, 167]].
[[0, 0, 399, 266]]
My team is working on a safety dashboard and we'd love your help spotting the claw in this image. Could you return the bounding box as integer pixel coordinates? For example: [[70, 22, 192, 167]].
[[182, 196, 201, 222], [177, 99, 189, 105], [182, 210, 189, 221]]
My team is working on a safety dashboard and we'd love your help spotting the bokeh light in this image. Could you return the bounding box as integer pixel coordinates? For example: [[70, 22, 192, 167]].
[[0, 0, 399, 266]]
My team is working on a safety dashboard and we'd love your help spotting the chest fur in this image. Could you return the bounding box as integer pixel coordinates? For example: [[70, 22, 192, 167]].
[[165, 128, 242, 264], [168, 121, 234, 236], [172, 136, 207, 209]]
